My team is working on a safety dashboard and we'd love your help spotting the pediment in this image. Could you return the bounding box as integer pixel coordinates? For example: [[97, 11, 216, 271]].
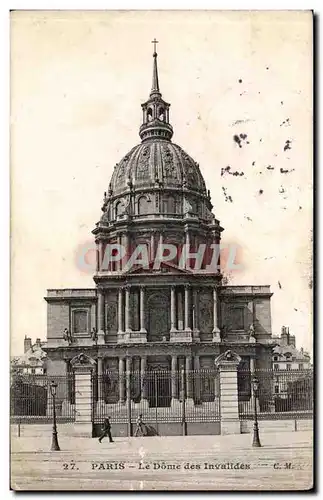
[[70, 353, 96, 369], [214, 350, 241, 367], [124, 260, 193, 275]]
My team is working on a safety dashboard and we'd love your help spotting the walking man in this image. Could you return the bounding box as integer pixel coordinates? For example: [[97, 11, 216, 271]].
[[98, 416, 114, 443], [134, 414, 146, 437]]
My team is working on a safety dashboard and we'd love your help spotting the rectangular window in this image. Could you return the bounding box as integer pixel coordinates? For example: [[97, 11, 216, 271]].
[[286, 364, 291, 371], [274, 364, 279, 370], [274, 385, 279, 394], [230, 307, 244, 330], [299, 364, 303, 370]]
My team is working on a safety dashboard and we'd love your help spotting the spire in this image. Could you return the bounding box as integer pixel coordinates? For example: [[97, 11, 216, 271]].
[[139, 40, 173, 142], [151, 38, 160, 96]]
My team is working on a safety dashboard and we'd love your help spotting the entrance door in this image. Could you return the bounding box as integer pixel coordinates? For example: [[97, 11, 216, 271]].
[[147, 357, 171, 407]]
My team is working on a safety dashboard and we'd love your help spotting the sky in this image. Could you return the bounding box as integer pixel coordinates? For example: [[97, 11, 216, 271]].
[[10, 10, 313, 355]]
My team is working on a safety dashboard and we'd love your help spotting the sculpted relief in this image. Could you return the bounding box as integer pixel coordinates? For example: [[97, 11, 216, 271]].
[[162, 144, 177, 180], [136, 145, 151, 179], [198, 292, 213, 333], [147, 292, 170, 341], [106, 291, 118, 333]]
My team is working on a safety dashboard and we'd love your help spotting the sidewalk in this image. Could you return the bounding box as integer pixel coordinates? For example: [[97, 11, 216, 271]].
[[11, 428, 312, 454], [11, 430, 313, 491]]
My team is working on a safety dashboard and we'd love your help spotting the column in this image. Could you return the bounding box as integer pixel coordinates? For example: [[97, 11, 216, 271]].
[[184, 285, 191, 331], [150, 232, 155, 261], [192, 288, 200, 341], [185, 231, 190, 270], [117, 234, 121, 271], [177, 289, 184, 330], [122, 232, 130, 273], [119, 357, 125, 403], [97, 357, 103, 401], [158, 231, 163, 263], [118, 288, 124, 333], [96, 242, 100, 272], [125, 286, 131, 332], [193, 355, 201, 403], [140, 286, 146, 332], [192, 289, 197, 330], [215, 350, 241, 435], [141, 356, 148, 402], [170, 286, 176, 332], [171, 355, 178, 402], [99, 241, 104, 271], [126, 357, 132, 404], [186, 356, 193, 399], [212, 286, 221, 341], [98, 289, 105, 332]]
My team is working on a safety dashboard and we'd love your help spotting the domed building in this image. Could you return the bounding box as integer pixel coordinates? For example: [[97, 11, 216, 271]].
[[44, 46, 275, 434]]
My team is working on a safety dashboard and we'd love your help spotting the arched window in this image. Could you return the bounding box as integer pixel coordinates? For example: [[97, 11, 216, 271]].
[[138, 196, 150, 215], [158, 107, 165, 121], [147, 107, 153, 122], [115, 201, 121, 218]]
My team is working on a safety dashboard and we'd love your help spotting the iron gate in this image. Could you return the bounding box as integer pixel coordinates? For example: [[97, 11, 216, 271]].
[[92, 369, 221, 435]]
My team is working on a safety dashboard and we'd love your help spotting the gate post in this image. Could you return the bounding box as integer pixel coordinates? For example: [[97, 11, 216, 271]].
[[70, 353, 96, 437], [215, 350, 241, 435]]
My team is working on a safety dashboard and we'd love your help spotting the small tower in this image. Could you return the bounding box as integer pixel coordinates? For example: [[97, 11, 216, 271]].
[[139, 39, 173, 142]]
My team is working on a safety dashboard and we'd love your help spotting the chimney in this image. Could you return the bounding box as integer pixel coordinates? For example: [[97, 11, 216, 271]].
[[289, 335, 296, 348], [281, 326, 287, 345], [24, 335, 32, 353]]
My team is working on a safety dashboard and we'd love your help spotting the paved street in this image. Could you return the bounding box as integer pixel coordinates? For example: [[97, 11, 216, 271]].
[[11, 430, 313, 491]]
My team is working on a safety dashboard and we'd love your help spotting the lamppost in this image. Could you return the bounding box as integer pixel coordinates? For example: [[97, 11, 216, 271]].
[[252, 376, 261, 447], [50, 381, 60, 451]]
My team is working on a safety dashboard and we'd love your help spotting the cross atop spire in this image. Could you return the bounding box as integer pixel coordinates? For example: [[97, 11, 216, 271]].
[[150, 38, 160, 96], [151, 38, 159, 55]]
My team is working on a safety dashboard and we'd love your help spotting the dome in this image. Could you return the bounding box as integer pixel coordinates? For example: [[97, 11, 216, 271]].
[[98, 47, 216, 226], [109, 140, 207, 196]]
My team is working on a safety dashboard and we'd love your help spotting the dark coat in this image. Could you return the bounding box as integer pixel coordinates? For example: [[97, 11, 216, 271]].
[[103, 418, 111, 431]]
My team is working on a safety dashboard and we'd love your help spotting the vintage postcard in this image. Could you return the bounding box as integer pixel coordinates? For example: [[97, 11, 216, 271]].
[[10, 10, 313, 491]]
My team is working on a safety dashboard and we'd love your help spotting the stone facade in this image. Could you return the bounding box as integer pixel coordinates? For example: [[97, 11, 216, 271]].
[[43, 47, 275, 412]]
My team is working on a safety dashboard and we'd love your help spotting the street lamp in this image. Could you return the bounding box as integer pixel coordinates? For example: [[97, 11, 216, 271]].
[[50, 381, 60, 451], [252, 376, 261, 447]]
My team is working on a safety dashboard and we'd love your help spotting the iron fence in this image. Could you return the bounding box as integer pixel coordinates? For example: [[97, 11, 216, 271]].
[[10, 374, 76, 423], [238, 368, 313, 420], [10, 368, 313, 426], [93, 369, 221, 425]]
